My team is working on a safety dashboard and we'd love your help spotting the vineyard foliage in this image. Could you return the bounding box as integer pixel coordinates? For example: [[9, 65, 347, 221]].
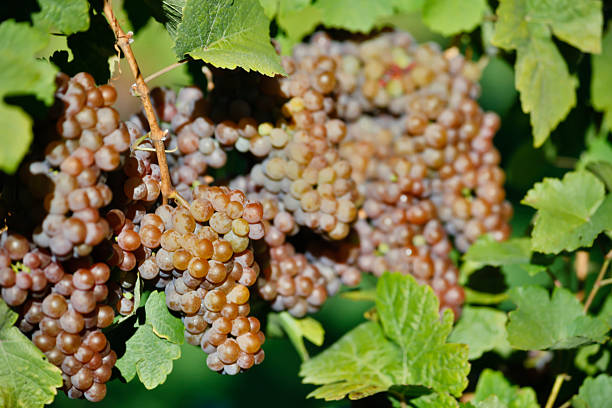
[[0, 0, 612, 407]]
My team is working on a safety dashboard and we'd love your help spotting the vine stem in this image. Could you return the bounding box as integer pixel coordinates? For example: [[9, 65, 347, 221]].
[[544, 374, 568, 408], [103, 0, 185, 206], [583, 255, 612, 314], [143, 58, 190, 83]]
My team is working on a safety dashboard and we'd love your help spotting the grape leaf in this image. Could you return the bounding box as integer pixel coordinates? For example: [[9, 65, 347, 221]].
[[259, 0, 279, 19], [392, 0, 425, 13], [0, 20, 57, 173], [145, 291, 184, 344], [32, 0, 90, 35], [491, 0, 602, 146], [526, 0, 602, 54], [464, 236, 531, 266], [300, 273, 469, 401], [472, 369, 538, 408], [506, 285, 609, 350], [407, 392, 459, 407], [592, 28, 612, 131], [173, 0, 285, 76], [572, 374, 612, 408], [577, 127, 612, 169], [271, 312, 324, 361], [315, 0, 394, 33], [522, 171, 612, 254], [514, 32, 577, 147], [575, 344, 610, 375], [277, 3, 322, 42], [422, 0, 487, 36], [448, 306, 511, 360], [0, 300, 63, 408], [116, 323, 181, 389]]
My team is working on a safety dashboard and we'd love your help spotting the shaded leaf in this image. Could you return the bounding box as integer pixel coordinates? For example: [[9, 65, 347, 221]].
[[572, 374, 612, 408], [592, 28, 612, 130], [32, 0, 90, 35], [145, 291, 184, 344], [448, 306, 511, 359], [473, 369, 538, 408], [575, 344, 610, 375], [315, 0, 394, 33], [507, 285, 609, 350], [116, 323, 181, 389], [522, 171, 612, 253], [173, 0, 284, 76], [464, 236, 531, 266], [0, 20, 57, 173], [422, 0, 487, 36], [0, 300, 63, 408]]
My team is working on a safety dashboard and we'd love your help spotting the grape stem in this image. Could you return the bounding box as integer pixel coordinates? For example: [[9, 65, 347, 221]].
[[544, 373, 568, 408], [583, 253, 612, 314], [103, 0, 186, 207], [143, 58, 191, 83]]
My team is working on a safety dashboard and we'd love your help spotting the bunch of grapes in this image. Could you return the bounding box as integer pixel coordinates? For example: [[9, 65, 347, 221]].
[[0, 29, 513, 403]]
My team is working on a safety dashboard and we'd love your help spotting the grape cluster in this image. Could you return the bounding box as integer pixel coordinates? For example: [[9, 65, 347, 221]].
[[0, 237, 116, 402]]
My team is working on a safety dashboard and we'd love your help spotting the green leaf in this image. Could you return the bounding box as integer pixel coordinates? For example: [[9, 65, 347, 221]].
[[409, 392, 459, 407], [300, 273, 469, 401], [0, 300, 63, 408], [273, 312, 324, 361], [472, 369, 539, 408], [526, 0, 602, 54], [491, 0, 601, 146], [587, 161, 612, 192], [575, 344, 610, 375], [145, 291, 184, 344], [32, 0, 90, 35], [315, 0, 394, 33], [277, 3, 322, 42], [173, 0, 284, 76], [514, 33, 577, 147], [341, 288, 377, 302], [116, 323, 181, 389], [522, 171, 612, 253], [392, 0, 424, 13], [464, 236, 532, 266], [448, 306, 511, 359], [592, 28, 612, 130], [0, 20, 58, 173], [463, 289, 509, 305], [259, 0, 279, 18], [422, 0, 487, 36], [506, 285, 609, 350], [572, 374, 612, 408]]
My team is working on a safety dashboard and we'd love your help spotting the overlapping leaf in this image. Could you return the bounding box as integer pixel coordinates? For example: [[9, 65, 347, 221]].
[[269, 312, 324, 361], [32, 0, 90, 35], [506, 285, 609, 350], [145, 291, 184, 344], [592, 28, 612, 131], [422, 0, 487, 36], [173, 0, 284, 76], [300, 273, 469, 401], [492, 0, 602, 146], [448, 306, 511, 359], [115, 323, 181, 389], [315, 0, 394, 33], [522, 171, 612, 254], [572, 374, 612, 408], [472, 369, 538, 408], [0, 20, 57, 173], [0, 300, 63, 408]]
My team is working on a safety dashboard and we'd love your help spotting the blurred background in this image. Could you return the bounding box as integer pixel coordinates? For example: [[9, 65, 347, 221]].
[[49, 4, 589, 407]]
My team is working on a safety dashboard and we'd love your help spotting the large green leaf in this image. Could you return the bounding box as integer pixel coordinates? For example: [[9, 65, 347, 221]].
[[492, 0, 602, 146], [522, 171, 612, 254], [145, 291, 184, 344], [572, 374, 612, 408], [472, 370, 538, 408], [592, 27, 612, 131], [514, 32, 577, 147], [0, 300, 63, 408], [300, 273, 469, 401], [448, 306, 511, 359], [32, 0, 90, 35], [506, 285, 609, 350], [0, 20, 57, 173], [315, 0, 394, 33], [173, 0, 284, 76], [422, 0, 487, 36], [116, 323, 181, 389]]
